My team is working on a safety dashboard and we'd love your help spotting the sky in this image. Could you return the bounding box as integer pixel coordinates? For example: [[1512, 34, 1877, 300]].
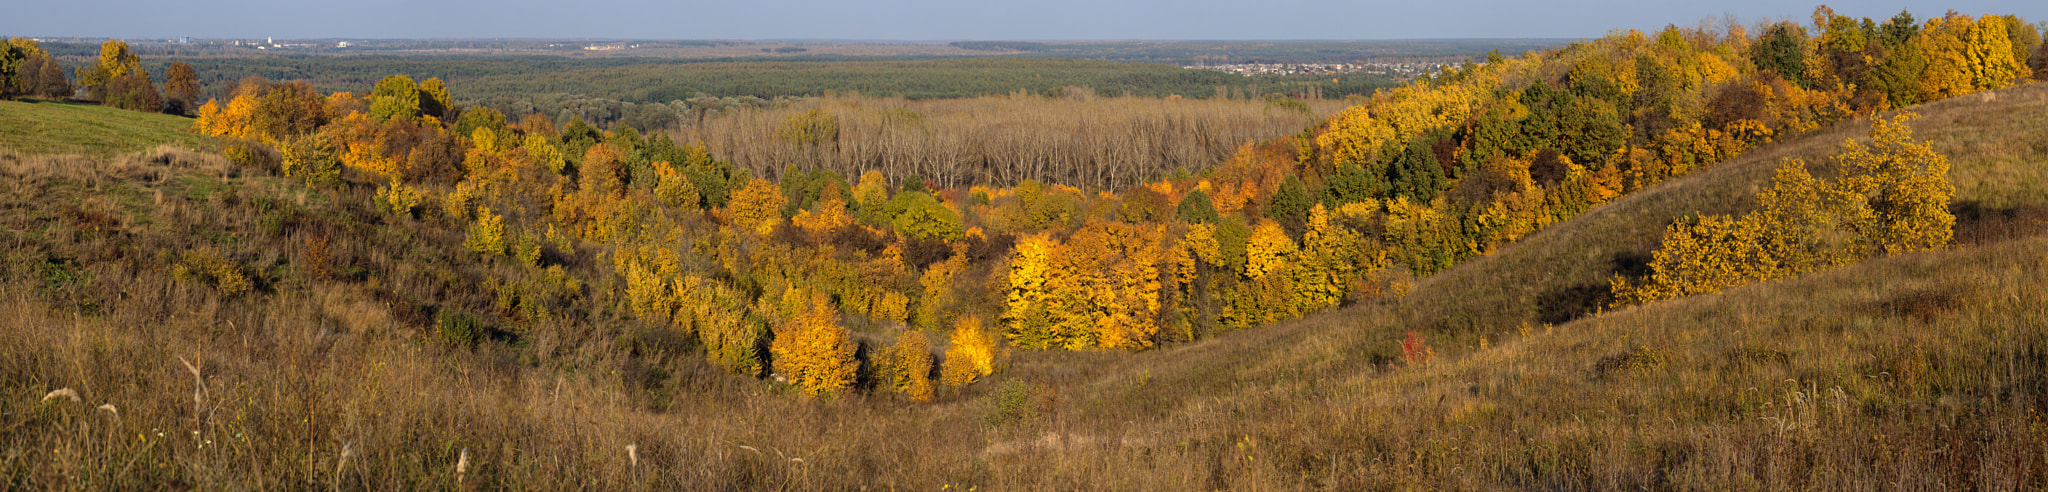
[[2, 0, 2043, 41]]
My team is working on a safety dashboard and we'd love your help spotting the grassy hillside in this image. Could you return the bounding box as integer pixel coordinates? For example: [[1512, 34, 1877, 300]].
[[0, 82, 2044, 489], [0, 100, 210, 156]]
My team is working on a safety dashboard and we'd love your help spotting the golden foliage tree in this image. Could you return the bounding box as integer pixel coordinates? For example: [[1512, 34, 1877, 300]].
[[466, 206, 507, 258], [941, 315, 1000, 387], [883, 331, 936, 402], [1918, 12, 2031, 100], [770, 297, 859, 396], [1615, 114, 1952, 304], [723, 177, 786, 235]]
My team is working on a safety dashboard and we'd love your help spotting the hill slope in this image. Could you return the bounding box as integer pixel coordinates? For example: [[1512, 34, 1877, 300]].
[[0, 100, 209, 156], [989, 82, 2048, 488]]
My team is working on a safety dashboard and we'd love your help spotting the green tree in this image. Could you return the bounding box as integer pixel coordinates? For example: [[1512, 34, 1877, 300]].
[[1871, 10, 1927, 107], [1752, 22, 1811, 88], [368, 75, 421, 121], [1386, 137, 1446, 202], [102, 68, 161, 112], [1320, 161, 1385, 207], [1176, 187, 1220, 224], [889, 191, 965, 241], [1268, 175, 1312, 227], [418, 77, 451, 119]]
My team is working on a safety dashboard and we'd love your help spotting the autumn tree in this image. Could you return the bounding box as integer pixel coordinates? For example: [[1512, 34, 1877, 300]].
[[0, 38, 45, 98], [1918, 12, 2030, 100], [770, 297, 859, 397], [940, 315, 1000, 387], [882, 331, 935, 402], [723, 177, 787, 235], [163, 62, 201, 114], [889, 191, 964, 241], [76, 39, 140, 100], [419, 77, 452, 119], [369, 75, 421, 121], [1615, 114, 1951, 304], [33, 55, 69, 99], [466, 206, 507, 258]]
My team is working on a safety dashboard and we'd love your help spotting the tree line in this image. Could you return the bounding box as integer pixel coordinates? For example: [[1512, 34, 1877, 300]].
[[665, 91, 1350, 191], [1, 39, 205, 115]]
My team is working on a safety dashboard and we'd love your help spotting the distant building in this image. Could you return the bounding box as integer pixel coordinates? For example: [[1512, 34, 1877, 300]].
[[337, 41, 353, 48]]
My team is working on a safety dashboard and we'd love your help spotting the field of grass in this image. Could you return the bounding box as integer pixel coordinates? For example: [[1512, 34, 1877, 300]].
[[0, 100, 209, 157], [0, 81, 2043, 488]]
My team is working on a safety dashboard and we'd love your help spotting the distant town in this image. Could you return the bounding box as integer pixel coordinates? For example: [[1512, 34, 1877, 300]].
[[1183, 62, 1454, 77]]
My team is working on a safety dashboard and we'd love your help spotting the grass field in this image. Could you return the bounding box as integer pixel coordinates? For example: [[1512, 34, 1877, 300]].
[[0, 100, 209, 156]]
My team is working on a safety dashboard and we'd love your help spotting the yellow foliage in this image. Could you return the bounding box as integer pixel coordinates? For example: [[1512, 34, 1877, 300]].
[[770, 298, 859, 397], [648, 161, 697, 211], [464, 206, 506, 257], [1243, 219, 1296, 279], [1315, 80, 1486, 168], [884, 331, 935, 403], [375, 177, 420, 217], [1918, 13, 2032, 101], [723, 177, 785, 235], [941, 315, 1000, 387], [1617, 114, 1953, 304]]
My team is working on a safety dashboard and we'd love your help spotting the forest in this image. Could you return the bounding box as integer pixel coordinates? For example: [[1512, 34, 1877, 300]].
[[150, 6, 2048, 388], [4, 5, 2048, 487]]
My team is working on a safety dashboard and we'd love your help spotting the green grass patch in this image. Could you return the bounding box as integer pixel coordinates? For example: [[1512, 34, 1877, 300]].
[[0, 99, 210, 156]]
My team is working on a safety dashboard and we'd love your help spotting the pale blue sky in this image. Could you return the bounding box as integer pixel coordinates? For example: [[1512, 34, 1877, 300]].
[[2, 0, 2042, 40]]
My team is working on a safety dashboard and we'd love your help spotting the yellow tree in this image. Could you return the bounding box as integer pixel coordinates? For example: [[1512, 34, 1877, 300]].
[[770, 297, 859, 397], [1003, 233, 1059, 348], [884, 331, 935, 402], [1243, 218, 1297, 280], [1919, 12, 2031, 100], [941, 315, 1000, 386], [1834, 113, 1955, 254], [1289, 204, 1363, 312], [1615, 113, 1953, 304], [723, 177, 786, 235], [652, 161, 702, 210], [418, 77, 452, 118]]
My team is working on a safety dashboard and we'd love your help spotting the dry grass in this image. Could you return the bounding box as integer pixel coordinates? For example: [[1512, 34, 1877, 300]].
[[1, 83, 2044, 488]]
